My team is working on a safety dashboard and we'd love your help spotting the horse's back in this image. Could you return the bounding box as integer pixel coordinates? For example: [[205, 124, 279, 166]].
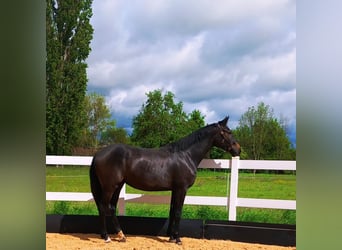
[[94, 143, 131, 161]]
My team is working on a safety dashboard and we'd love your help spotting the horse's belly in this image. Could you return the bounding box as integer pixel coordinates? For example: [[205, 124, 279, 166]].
[[126, 178, 171, 191], [125, 171, 173, 191]]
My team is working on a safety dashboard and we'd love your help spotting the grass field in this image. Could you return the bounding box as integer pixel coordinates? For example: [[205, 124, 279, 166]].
[[46, 166, 296, 224]]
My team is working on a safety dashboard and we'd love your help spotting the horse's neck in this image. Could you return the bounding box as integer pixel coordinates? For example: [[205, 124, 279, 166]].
[[186, 136, 214, 166]]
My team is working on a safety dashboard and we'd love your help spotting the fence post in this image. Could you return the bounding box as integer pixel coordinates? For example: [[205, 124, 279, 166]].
[[118, 184, 126, 215], [228, 156, 240, 221]]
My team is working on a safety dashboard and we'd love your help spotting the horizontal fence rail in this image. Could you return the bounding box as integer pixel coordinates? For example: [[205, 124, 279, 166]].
[[46, 156, 296, 221]]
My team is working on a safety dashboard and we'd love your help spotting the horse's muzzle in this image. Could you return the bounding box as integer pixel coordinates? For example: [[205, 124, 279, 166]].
[[230, 142, 241, 157]]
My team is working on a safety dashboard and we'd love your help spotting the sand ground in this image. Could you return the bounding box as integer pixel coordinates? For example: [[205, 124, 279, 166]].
[[46, 233, 296, 250]]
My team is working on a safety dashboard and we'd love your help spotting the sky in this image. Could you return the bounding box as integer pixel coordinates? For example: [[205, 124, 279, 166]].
[[86, 0, 296, 146]]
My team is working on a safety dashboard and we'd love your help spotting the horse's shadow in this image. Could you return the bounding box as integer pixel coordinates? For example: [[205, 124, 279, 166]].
[[74, 233, 92, 241], [73, 233, 169, 244], [135, 235, 169, 243]]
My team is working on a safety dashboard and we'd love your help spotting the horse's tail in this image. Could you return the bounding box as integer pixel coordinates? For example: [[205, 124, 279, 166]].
[[89, 157, 102, 208]]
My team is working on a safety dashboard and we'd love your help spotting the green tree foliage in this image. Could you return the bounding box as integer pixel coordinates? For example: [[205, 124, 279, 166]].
[[79, 92, 129, 148], [131, 90, 205, 148], [101, 127, 130, 146], [46, 0, 94, 154], [79, 92, 113, 148], [234, 102, 295, 160], [187, 110, 206, 132]]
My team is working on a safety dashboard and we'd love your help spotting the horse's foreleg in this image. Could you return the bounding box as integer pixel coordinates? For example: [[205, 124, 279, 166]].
[[167, 193, 176, 236], [168, 188, 187, 245]]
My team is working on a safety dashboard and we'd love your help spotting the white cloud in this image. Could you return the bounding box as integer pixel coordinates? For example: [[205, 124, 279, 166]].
[[86, 0, 296, 142], [106, 83, 175, 119]]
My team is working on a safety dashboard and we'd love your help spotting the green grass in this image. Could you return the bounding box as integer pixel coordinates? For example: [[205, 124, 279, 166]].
[[46, 166, 296, 224], [46, 166, 90, 192]]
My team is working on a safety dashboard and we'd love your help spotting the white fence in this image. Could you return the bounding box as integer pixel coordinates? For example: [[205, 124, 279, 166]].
[[46, 155, 296, 221]]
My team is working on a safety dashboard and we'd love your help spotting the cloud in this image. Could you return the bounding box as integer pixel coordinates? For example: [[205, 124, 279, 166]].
[[106, 83, 173, 117], [119, 0, 293, 40], [86, 0, 296, 143]]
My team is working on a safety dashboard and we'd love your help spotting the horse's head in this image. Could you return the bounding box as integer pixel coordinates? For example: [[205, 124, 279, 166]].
[[213, 116, 241, 157]]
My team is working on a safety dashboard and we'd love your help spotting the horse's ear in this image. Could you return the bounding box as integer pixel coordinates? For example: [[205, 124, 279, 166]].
[[218, 116, 229, 126]]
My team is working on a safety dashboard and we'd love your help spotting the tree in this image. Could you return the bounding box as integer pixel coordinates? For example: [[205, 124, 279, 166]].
[[76, 92, 129, 153], [131, 90, 205, 148], [80, 92, 113, 148], [100, 127, 130, 146], [46, 0, 94, 154], [186, 110, 206, 133], [234, 102, 295, 160]]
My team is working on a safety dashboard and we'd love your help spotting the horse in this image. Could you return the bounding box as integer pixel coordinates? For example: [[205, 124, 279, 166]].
[[89, 116, 241, 244]]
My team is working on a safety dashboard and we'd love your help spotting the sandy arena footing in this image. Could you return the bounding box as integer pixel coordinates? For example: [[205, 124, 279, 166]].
[[46, 233, 296, 250]]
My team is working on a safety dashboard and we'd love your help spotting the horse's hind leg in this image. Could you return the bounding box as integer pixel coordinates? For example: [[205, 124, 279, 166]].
[[97, 191, 112, 242], [109, 182, 126, 242]]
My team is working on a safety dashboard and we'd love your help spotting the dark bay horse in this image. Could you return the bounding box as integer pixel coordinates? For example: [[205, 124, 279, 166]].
[[89, 116, 240, 244]]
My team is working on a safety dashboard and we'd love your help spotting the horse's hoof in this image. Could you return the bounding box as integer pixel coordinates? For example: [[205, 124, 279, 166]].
[[104, 237, 111, 243], [119, 237, 126, 242], [169, 237, 181, 244], [116, 230, 126, 242]]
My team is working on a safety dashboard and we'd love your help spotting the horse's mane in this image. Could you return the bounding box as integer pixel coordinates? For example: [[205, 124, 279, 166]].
[[161, 123, 217, 153]]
